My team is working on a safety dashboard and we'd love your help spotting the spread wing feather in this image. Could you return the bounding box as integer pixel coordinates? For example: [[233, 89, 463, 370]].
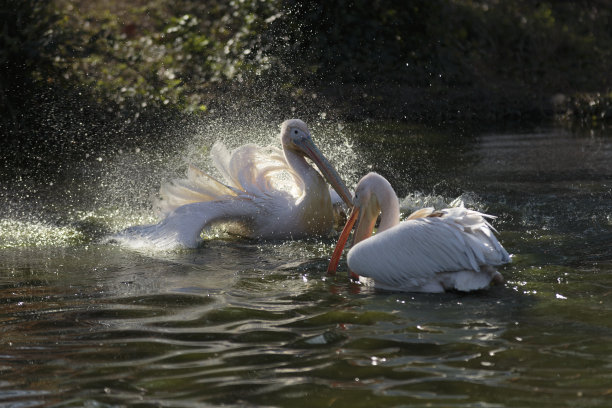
[[157, 165, 238, 216], [157, 142, 303, 216]]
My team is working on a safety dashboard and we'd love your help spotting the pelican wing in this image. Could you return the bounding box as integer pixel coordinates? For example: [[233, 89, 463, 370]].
[[405, 207, 436, 220], [158, 142, 302, 216], [348, 208, 510, 291], [224, 143, 299, 196], [157, 165, 239, 216], [111, 198, 258, 250]]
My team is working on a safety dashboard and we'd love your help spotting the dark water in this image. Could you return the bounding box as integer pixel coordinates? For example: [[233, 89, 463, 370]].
[[1, 122, 611, 407]]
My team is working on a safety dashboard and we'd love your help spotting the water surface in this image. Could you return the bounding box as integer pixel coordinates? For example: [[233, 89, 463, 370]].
[[1, 123, 611, 407]]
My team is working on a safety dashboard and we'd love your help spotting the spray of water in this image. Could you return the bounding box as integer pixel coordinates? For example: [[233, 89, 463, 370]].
[[399, 190, 486, 218], [0, 114, 362, 249]]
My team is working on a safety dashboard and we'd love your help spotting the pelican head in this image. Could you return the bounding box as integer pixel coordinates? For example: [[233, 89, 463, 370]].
[[280, 119, 311, 150], [327, 172, 399, 278], [280, 119, 353, 208], [351, 173, 400, 243]]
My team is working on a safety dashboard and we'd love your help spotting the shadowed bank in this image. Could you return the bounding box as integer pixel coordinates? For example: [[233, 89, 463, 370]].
[[1, 1, 611, 176]]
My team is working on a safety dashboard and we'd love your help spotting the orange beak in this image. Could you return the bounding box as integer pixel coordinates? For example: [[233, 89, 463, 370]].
[[327, 206, 360, 275]]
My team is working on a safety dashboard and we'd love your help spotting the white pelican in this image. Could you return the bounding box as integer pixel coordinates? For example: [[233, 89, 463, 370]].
[[327, 172, 510, 292], [113, 119, 353, 249]]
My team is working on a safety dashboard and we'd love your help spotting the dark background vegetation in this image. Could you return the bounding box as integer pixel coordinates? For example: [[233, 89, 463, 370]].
[[1, 0, 611, 178]]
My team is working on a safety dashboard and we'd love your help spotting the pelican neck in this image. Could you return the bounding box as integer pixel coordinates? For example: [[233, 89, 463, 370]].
[[375, 186, 400, 233], [283, 147, 324, 196]]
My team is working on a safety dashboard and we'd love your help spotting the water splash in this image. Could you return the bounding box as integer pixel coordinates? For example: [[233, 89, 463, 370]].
[[399, 191, 486, 218], [0, 219, 84, 248], [1, 116, 363, 249]]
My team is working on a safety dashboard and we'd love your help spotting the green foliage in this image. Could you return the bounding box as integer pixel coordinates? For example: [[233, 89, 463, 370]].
[[43, 0, 290, 112], [277, 0, 611, 92], [2, 0, 611, 139]]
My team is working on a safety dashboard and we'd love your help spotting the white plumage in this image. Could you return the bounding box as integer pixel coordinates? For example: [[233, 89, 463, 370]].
[[328, 172, 511, 293], [111, 119, 352, 250]]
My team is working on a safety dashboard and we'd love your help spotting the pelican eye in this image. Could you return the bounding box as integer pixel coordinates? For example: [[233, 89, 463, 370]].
[[294, 130, 298, 134]]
